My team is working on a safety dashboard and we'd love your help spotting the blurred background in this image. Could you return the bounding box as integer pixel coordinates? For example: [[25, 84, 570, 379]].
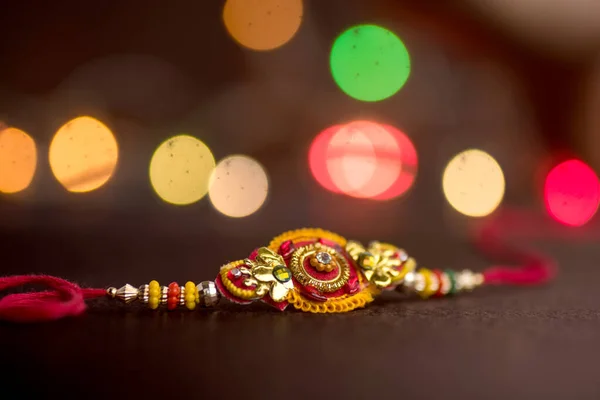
[[1, 0, 600, 284]]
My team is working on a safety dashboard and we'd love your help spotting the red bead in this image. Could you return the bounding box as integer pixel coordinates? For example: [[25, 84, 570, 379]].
[[167, 296, 179, 310], [433, 270, 444, 297], [167, 282, 180, 297]]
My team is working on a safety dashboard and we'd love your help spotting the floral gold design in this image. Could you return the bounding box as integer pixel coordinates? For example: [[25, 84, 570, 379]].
[[243, 247, 294, 302], [346, 240, 415, 289]]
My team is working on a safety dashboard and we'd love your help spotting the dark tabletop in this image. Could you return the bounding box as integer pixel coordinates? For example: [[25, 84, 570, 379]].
[[2, 209, 599, 400]]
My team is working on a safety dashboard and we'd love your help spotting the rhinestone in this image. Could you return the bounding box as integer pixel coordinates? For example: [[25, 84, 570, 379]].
[[230, 268, 242, 279], [315, 252, 332, 265], [399, 251, 408, 262], [273, 265, 292, 283], [197, 281, 221, 307]]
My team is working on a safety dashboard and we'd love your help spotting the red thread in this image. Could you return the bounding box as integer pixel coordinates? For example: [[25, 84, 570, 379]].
[[474, 208, 557, 286], [0, 275, 105, 323]]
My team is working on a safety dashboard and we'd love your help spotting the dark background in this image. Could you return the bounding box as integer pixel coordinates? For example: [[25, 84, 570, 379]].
[[2, 1, 600, 399]]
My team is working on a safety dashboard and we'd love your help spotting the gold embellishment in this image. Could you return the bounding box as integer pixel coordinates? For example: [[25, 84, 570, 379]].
[[289, 243, 350, 293], [243, 247, 294, 302], [268, 228, 347, 251], [346, 240, 416, 289]]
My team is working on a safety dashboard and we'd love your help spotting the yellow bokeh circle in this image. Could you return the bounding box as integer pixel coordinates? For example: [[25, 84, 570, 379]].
[[223, 0, 303, 51], [209, 155, 269, 217], [49, 116, 119, 193], [442, 149, 505, 217], [0, 127, 37, 193], [149, 135, 215, 205]]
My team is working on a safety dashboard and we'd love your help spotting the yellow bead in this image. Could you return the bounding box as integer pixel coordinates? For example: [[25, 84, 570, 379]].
[[149, 287, 161, 298], [195, 288, 200, 304], [185, 301, 196, 310], [185, 281, 195, 292], [419, 269, 436, 299], [185, 293, 196, 303], [148, 297, 160, 310], [149, 280, 160, 290]]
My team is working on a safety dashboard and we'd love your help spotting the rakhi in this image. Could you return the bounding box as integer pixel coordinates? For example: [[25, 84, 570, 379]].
[[0, 218, 556, 322]]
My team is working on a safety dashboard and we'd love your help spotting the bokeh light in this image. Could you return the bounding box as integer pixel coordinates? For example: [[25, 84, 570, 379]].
[[330, 24, 411, 102], [223, 0, 303, 51], [309, 124, 344, 194], [374, 124, 418, 200], [0, 127, 37, 194], [49, 116, 118, 193], [544, 159, 600, 227], [209, 155, 268, 218], [443, 149, 505, 217], [309, 121, 417, 200], [327, 121, 401, 198], [149, 135, 215, 206]]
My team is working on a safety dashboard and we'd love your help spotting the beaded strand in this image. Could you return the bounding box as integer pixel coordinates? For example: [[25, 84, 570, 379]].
[[108, 280, 220, 310], [402, 268, 483, 298]]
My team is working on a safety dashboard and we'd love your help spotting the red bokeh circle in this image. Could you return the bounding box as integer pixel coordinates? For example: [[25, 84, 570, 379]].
[[544, 159, 600, 227]]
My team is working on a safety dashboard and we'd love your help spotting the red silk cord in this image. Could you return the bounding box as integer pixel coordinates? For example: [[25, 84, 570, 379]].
[[476, 209, 557, 285], [0, 275, 105, 323], [0, 208, 561, 322]]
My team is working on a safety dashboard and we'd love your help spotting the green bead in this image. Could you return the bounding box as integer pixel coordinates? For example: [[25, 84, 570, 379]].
[[273, 265, 292, 283], [445, 269, 457, 295]]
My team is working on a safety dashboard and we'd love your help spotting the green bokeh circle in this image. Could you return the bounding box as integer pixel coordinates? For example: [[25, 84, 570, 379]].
[[330, 24, 411, 102]]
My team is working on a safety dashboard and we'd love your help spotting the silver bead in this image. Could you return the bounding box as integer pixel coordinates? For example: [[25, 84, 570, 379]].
[[115, 284, 139, 303], [138, 284, 149, 304], [160, 286, 169, 305], [458, 270, 476, 292], [403, 272, 416, 288], [179, 287, 186, 306], [197, 281, 220, 307], [230, 268, 242, 279], [413, 273, 426, 292]]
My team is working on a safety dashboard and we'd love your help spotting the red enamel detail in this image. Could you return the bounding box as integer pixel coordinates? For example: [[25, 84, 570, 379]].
[[278, 240, 296, 259], [303, 257, 339, 281], [317, 238, 342, 250], [346, 275, 360, 294], [248, 248, 259, 261], [299, 283, 328, 302], [261, 296, 289, 311]]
